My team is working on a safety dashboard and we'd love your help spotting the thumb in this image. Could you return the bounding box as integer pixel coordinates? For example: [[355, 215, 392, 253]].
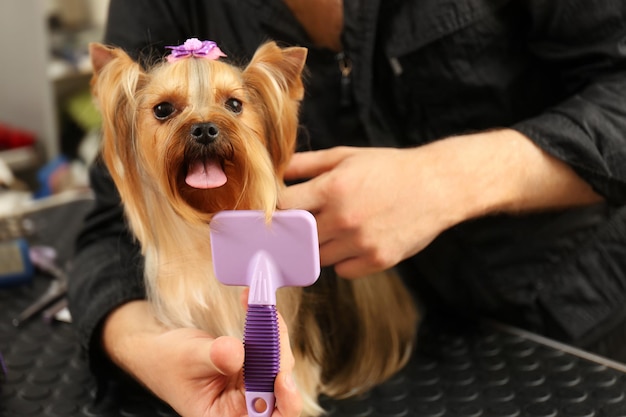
[[169, 329, 244, 378], [206, 335, 245, 376]]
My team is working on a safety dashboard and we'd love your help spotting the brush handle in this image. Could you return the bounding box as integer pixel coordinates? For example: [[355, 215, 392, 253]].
[[244, 304, 279, 417]]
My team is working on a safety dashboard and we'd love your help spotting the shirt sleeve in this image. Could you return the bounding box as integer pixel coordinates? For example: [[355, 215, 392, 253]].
[[512, 0, 626, 204], [67, 157, 146, 381]]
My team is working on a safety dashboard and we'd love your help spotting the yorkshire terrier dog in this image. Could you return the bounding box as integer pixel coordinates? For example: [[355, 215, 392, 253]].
[[89, 39, 418, 416]]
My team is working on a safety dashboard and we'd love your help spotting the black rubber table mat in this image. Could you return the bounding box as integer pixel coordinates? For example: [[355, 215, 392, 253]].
[[3, 276, 626, 417], [3, 193, 626, 416]]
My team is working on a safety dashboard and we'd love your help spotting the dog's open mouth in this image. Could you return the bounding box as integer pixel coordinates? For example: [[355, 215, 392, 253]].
[[185, 158, 227, 189]]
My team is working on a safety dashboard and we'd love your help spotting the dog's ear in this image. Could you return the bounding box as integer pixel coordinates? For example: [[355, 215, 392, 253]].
[[89, 42, 145, 176], [90, 43, 117, 74], [89, 43, 151, 238], [243, 42, 308, 177], [89, 43, 145, 97], [244, 42, 307, 100]]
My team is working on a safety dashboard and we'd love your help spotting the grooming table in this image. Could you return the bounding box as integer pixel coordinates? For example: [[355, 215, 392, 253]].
[[2, 194, 626, 417], [4, 287, 626, 417]]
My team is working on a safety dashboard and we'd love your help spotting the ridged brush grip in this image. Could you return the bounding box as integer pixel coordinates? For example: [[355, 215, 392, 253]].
[[244, 304, 280, 392]]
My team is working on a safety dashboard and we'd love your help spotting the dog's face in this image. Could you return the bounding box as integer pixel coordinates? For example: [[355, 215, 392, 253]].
[[137, 58, 267, 215], [90, 42, 307, 225]]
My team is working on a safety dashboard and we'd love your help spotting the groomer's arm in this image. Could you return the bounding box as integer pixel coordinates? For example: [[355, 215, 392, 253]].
[[280, 129, 603, 278]]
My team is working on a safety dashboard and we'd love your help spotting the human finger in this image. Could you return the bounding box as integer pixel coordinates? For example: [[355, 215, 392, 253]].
[[334, 256, 379, 279], [283, 147, 354, 181], [276, 311, 294, 372], [328, 240, 399, 279], [208, 335, 245, 376], [273, 371, 302, 417], [241, 288, 250, 309], [273, 312, 301, 417], [278, 180, 324, 213], [318, 237, 384, 279], [316, 232, 354, 266]]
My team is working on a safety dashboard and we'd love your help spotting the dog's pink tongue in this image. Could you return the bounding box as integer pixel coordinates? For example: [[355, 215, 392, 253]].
[[186, 160, 227, 189]]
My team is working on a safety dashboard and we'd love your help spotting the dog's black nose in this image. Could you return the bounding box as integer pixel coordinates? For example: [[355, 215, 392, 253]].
[[190, 122, 219, 144]]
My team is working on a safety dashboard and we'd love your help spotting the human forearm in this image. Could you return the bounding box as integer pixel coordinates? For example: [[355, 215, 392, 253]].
[[424, 128, 604, 226], [280, 130, 603, 277], [101, 300, 166, 384]]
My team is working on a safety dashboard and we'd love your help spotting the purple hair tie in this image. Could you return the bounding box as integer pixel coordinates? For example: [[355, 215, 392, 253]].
[[165, 38, 226, 63]]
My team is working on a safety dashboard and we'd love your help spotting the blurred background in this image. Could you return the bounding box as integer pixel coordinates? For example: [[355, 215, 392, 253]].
[[0, 0, 110, 201]]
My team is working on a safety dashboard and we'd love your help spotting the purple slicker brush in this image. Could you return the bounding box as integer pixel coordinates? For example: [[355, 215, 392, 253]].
[[210, 210, 320, 417]]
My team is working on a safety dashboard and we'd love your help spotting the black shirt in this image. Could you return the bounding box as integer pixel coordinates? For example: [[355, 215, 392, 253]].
[[68, 0, 626, 371]]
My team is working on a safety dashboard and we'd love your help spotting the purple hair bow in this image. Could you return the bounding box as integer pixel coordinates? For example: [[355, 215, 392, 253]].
[[166, 38, 226, 63]]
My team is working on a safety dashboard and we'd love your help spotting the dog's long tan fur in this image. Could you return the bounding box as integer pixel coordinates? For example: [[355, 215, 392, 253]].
[[90, 41, 418, 416]]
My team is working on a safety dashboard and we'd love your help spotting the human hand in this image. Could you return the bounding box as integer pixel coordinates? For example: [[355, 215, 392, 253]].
[[102, 300, 301, 417], [279, 146, 460, 278], [280, 130, 604, 279]]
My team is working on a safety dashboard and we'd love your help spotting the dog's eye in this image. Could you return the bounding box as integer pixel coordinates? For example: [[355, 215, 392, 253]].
[[225, 98, 242, 114], [153, 102, 176, 120]]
